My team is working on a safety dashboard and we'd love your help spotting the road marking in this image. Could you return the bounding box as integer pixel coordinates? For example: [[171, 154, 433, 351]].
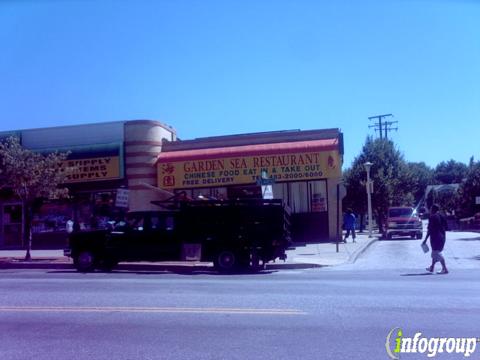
[[0, 306, 307, 316]]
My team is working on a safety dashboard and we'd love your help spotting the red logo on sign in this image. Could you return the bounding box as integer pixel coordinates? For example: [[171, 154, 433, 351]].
[[328, 155, 336, 169], [163, 176, 175, 187], [162, 163, 175, 175]]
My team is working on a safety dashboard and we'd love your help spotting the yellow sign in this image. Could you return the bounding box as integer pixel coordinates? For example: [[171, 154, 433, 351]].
[[62, 156, 121, 183], [158, 151, 341, 189]]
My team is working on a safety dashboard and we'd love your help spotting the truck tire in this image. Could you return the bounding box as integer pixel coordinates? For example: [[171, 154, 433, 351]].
[[416, 232, 423, 240], [214, 250, 237, 273], [74, 250, 96, 272]]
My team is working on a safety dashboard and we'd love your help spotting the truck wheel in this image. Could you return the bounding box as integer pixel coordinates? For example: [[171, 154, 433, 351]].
[[416, 232, 423, 240], [74, 250, 96, 272], [386, 233, 392, 240], [214, 250, 237, 273]]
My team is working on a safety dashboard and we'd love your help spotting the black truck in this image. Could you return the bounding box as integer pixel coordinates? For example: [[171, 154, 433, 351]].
[[64, 199, 291, 273]]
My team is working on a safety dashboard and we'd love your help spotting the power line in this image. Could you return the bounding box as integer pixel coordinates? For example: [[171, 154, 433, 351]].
[[368, 114, 398, 139]]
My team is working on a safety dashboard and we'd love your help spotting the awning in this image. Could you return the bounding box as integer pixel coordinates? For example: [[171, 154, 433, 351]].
[[157, 138, 339, 163]]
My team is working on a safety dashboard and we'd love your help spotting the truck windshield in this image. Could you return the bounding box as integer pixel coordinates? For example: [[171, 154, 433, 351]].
[[389, 208, 414, 217]]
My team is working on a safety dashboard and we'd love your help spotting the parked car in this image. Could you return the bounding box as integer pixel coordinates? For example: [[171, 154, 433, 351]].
[[383, 206, 423, 240]]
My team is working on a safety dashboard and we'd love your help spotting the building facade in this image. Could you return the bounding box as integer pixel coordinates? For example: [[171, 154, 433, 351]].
[[157, 129, 344, 242], [0, 121, 344, 248], [0, 120, 176, 249]]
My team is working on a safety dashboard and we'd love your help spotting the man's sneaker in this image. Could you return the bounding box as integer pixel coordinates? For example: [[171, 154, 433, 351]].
[[437, 269, 449, 275]]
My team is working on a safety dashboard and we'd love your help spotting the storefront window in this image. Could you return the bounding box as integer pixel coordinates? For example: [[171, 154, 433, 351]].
[[270, 180, 328, 214], [289, 182, 309, 213], [75, 193, 93, 230], [176, 188, 228, 201], [32, 202, 73, 234], [227, 185, 261, 200], [272, 183, 288, 204], [171, 181, 327, 216], [92, 191, 116, 229], [31, 191, 119, 233], [309, 181, 328, 212]]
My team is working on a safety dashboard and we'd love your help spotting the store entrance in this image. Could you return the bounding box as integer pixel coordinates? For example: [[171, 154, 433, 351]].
[[1, 203, 23, 248]]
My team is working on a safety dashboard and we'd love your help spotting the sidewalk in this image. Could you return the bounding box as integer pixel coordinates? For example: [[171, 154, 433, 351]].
[[276, 232, 377, 268], [0, 233, 378, 271]]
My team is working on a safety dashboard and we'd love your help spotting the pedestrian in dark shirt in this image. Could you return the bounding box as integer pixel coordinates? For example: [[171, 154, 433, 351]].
[[423, 204, 448, 274], [343, 208, 356, 243]]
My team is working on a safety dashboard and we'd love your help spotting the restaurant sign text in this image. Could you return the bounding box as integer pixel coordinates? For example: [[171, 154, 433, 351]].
[[158, 151, 341, 189]]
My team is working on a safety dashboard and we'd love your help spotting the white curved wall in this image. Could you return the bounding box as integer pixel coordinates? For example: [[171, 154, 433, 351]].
[[124, 120, 176, 211]]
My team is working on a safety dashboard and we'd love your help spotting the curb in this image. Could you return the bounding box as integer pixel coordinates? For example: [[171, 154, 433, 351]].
[[347, 236, 378, 264], [266, 262, 323, 270], [0, 260, 321, 272], [0, 262, 73, 270]]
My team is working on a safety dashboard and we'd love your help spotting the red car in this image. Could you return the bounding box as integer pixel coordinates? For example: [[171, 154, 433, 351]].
[[383, 206, 423, 240]]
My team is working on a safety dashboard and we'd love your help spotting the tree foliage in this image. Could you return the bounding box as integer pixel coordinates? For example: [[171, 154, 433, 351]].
[[343, 137, 412, 231], [405, 162, 434, 206], [434, 160, 468, 184], [0, 137, 70, 259], [458, 160, 480, 217], [344, 137, 474, 224]]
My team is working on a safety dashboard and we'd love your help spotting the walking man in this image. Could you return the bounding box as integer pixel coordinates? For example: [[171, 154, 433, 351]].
[[343, 208, 356, 243], [423, 204, 448, 274]]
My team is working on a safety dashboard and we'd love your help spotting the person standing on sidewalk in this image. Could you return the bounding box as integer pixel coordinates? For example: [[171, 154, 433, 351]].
[[423, 204, 448, 274], [343, 208, 356, 243]]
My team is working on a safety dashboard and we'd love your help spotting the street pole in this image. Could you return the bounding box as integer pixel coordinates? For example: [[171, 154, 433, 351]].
[[336, 183, 340, 253], [364, 162, 373, 238]]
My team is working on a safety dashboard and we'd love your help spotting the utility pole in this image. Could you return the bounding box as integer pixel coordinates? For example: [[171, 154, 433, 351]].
[[364, 162, 373, 238], [368, 114, 398, 139]]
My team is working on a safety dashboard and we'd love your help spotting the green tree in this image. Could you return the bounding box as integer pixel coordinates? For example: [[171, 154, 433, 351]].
[[0, 137, 70, 260], [458, 160, 480, 217], [405, 162, 434, 206], [434, 160, 468, 184], [342, 167, 367, 230], [343, 137, 412, 232], [436, 187, 460, 215]]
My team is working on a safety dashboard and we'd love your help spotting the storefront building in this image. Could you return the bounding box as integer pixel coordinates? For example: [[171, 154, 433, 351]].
[[0, 122, 343, 248], [0, 120, 176, 249], [157, 129, 344, 242]]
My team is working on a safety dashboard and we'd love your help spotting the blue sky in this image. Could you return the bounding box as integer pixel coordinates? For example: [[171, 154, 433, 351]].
[[1, 0, 479, 169]]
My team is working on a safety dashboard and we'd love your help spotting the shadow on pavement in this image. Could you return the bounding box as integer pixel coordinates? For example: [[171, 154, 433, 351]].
[[456, 237, 480, 242], [379, 238, 421, 242], [47, 268, 279, 276], [400, 272, 435, 277]]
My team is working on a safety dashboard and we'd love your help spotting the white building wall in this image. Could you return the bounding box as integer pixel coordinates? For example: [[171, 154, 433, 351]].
[[124, 120, 176, 211]]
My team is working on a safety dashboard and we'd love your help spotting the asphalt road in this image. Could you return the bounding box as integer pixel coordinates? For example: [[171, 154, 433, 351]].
[[1, 232, 479, 360]]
